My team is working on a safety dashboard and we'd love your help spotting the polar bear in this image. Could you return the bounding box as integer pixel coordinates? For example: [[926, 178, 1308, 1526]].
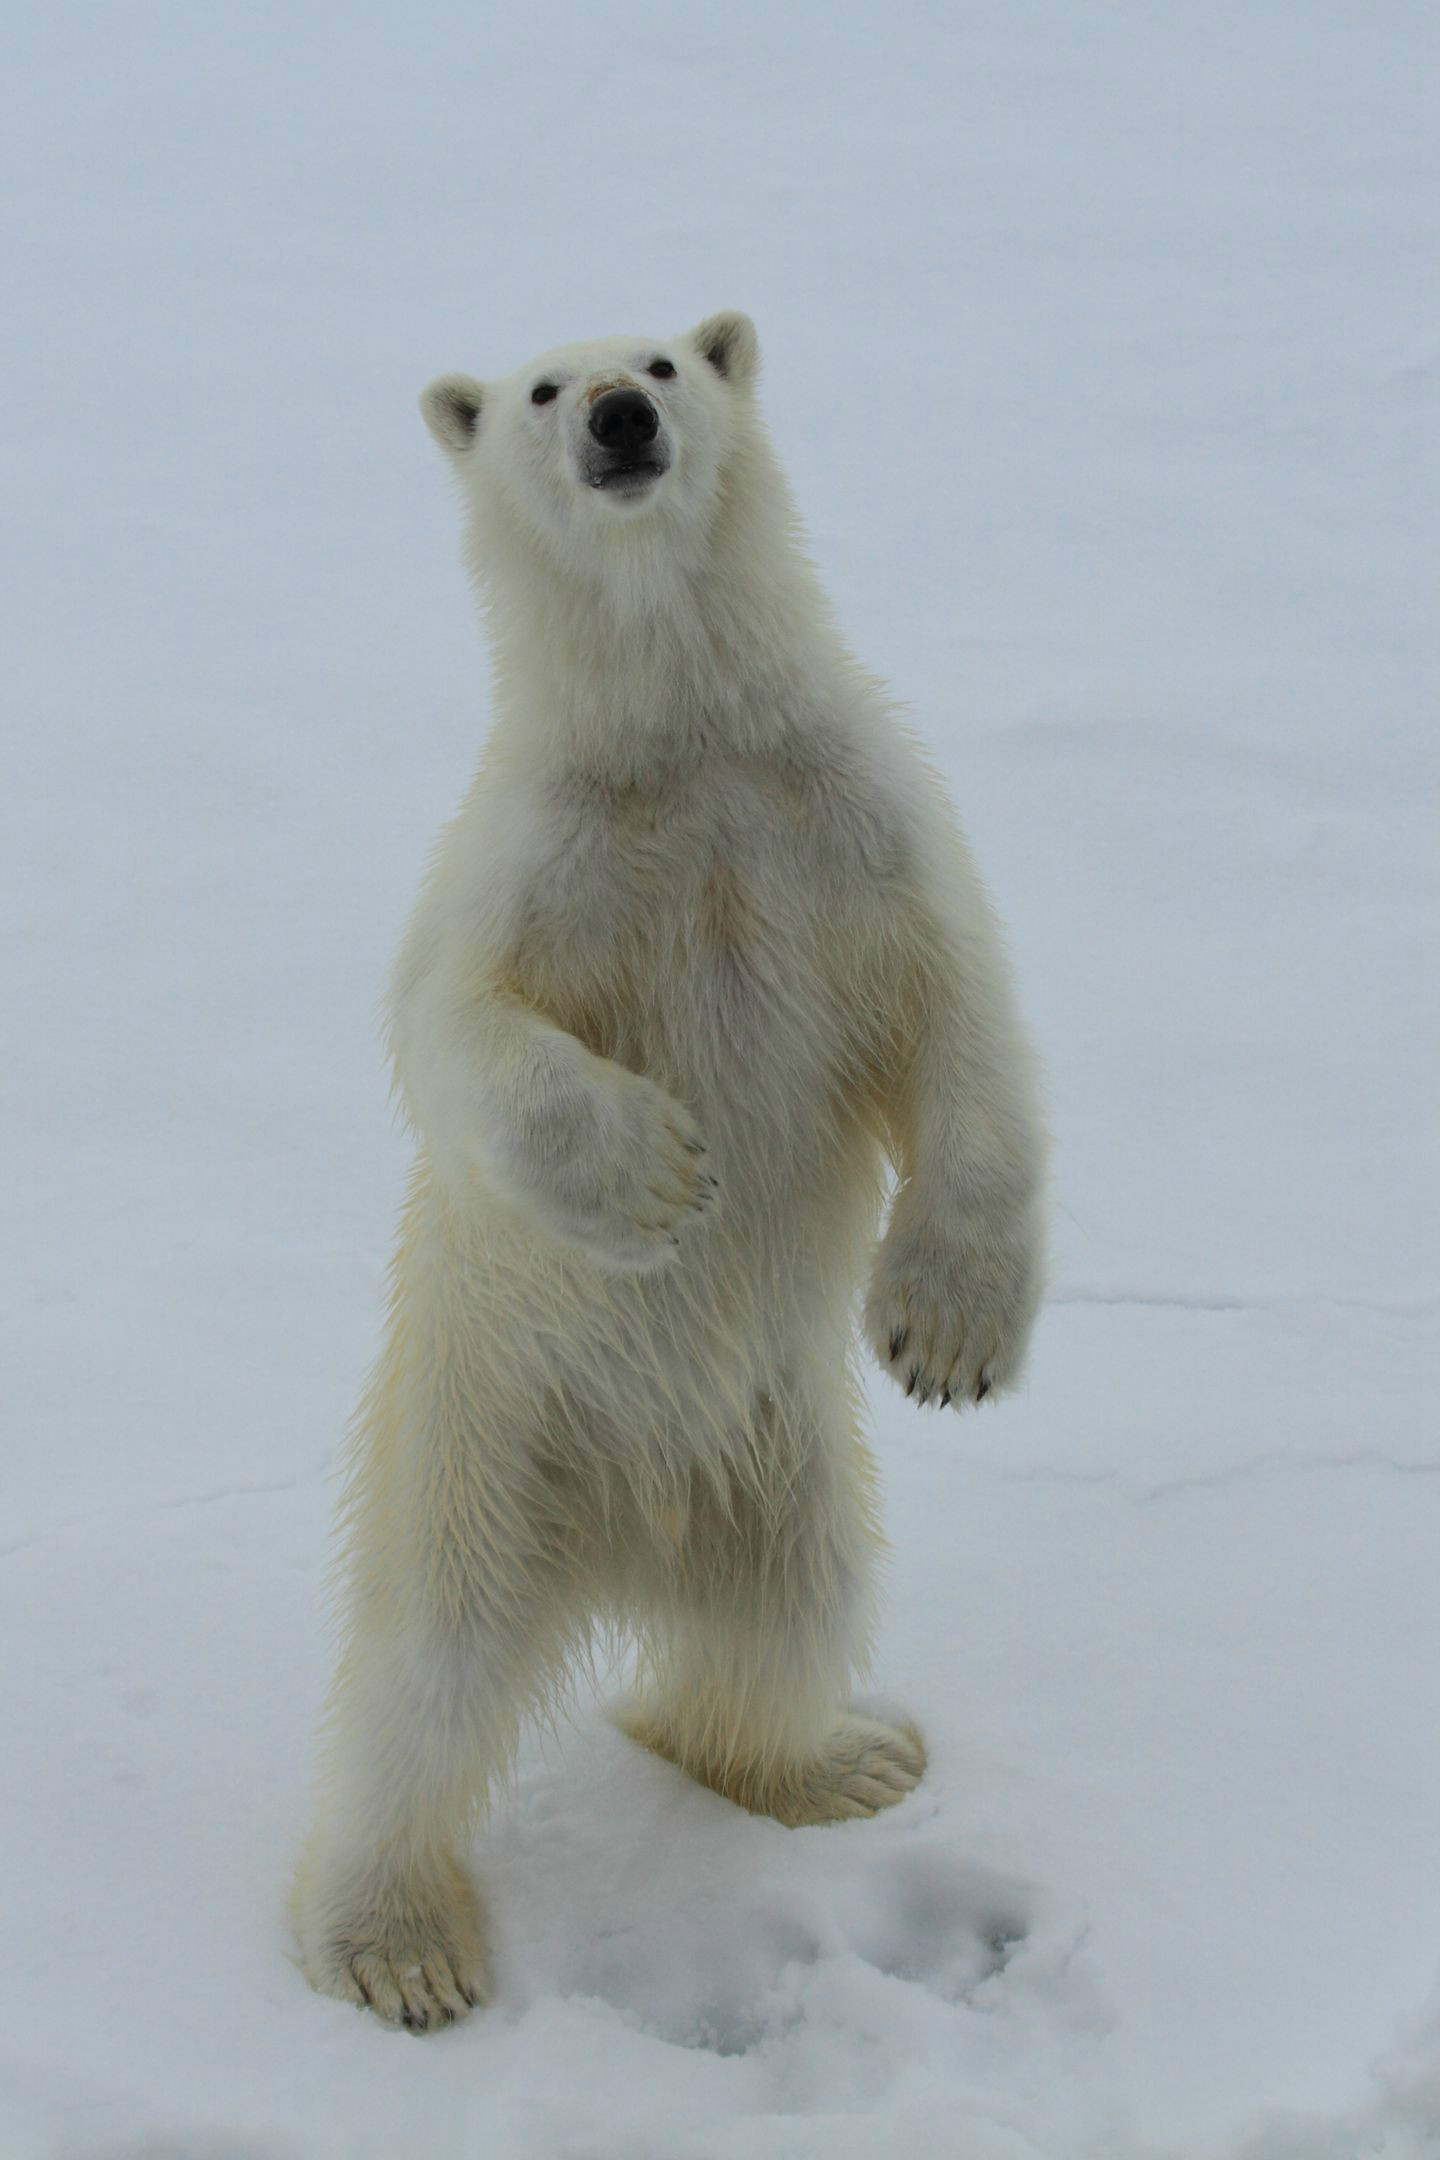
[[291, 311, 1046, 2030]]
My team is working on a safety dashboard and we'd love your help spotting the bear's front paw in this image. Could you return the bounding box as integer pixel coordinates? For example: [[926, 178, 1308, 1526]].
[[864, 1207, 1042, 1410], [524, 1070, 717, 1273]]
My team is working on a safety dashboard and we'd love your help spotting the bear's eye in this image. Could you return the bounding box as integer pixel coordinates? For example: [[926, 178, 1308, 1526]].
[[647, 359, 676, 380], [531, 382, 559, 406]]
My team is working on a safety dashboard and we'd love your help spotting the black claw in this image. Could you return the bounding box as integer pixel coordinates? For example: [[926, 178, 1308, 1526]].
[[889, 1327, 909, 1363], [976, 1376, 992, 1402], [939, 1388, 951, 1409], [904, 1367, 919, 1398]]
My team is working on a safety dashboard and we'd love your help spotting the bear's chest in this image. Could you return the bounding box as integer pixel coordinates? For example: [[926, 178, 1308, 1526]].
[[506, 766, 873, 1080]]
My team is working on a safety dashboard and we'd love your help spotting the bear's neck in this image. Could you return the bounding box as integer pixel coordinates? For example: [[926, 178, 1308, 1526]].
[[471, 471, 854, 786]]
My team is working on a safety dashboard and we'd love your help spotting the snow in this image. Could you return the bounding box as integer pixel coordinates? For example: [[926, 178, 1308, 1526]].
[[2, 2, 1437, 2154]]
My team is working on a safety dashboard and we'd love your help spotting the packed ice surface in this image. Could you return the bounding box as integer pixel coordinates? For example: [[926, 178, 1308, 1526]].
[[2, 3, 1437, 2155]]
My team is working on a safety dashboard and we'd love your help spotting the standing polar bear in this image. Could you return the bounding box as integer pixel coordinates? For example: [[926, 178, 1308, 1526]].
[[292, 310, 1046, 2030]]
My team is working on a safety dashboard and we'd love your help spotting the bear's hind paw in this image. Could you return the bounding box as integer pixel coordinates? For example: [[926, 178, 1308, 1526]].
[[293, 1848, 490, 2031], [342, 1944, 484, 2032], [767, 1715, 927, 1826]]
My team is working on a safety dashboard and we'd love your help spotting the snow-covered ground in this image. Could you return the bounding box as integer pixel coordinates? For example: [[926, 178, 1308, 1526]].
[[3, 4, 1437, 2154]]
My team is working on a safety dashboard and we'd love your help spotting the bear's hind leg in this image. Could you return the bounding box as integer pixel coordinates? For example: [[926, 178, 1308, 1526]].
[[621, 1386, 925, 1825], [293, 1329, 592, 2027]]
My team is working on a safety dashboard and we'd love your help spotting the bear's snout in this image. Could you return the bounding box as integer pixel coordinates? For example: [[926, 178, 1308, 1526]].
[[588, 388, 660, 455]]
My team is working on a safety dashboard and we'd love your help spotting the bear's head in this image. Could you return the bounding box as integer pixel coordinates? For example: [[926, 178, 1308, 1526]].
[[420, 312, 766, 594]]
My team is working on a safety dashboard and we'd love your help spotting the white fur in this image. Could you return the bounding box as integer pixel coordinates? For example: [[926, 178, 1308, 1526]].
[[291, 311, 1047, 2029]]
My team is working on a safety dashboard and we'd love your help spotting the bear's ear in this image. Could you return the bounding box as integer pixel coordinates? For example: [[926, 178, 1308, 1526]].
[[689, 311, 759, 387], [420, 373, 486, 455]]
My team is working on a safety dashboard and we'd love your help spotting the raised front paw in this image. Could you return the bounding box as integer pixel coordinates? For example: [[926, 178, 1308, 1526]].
[[864, 1208, 1043, 1410], [523, 1068, 718, 1273]]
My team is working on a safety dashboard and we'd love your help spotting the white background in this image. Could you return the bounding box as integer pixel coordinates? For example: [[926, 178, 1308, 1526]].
[[3, 4, 1437, 2154]]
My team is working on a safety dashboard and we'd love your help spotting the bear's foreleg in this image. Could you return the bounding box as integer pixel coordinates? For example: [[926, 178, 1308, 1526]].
[[864, 857, 1047, 1410]]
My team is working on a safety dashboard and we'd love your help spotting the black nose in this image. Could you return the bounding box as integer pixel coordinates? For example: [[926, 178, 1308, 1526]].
[[588, 388, 659, 453]]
